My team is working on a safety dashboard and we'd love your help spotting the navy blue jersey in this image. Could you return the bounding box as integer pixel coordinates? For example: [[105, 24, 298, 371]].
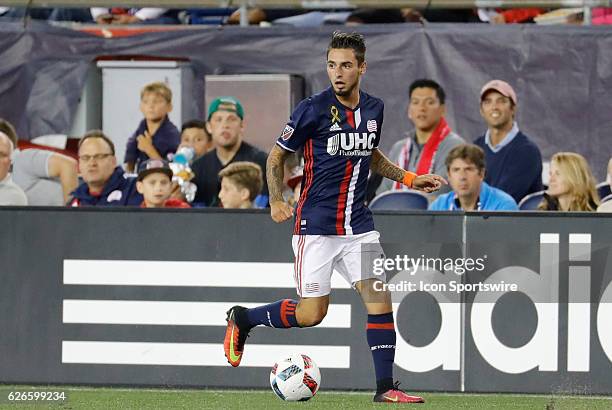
[[276, 86, 384, 235]]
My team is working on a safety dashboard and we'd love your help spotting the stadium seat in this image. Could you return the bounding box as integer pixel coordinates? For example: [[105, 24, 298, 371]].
[[597, 182, 611, 200], [518, 190, 546, 210], [368, 190, 429, 211]]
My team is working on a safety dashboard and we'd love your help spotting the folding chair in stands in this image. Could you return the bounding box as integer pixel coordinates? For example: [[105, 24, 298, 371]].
[[518, 190, 546, 210], [368, 190, 429, 211]]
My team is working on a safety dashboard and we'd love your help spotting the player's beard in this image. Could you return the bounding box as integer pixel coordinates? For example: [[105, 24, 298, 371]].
[[333, 81, 357, 98]]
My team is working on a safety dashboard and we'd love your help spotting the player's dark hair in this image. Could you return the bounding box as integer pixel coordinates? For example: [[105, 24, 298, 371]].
[[409, 79, 446, 105], [79, 129, 115, 156], [445, 144, 486, 172], [327, 31, 366, 65]]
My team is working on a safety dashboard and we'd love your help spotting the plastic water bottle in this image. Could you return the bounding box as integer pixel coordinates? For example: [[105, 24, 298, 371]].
[[173, 146, 195, 166]]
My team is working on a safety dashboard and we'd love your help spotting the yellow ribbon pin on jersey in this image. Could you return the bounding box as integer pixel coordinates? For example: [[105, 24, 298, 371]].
[[330, 106, 341, 124]]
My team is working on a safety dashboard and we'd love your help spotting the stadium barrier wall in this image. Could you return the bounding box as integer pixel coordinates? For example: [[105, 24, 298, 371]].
[[0, 208, 611, 393]]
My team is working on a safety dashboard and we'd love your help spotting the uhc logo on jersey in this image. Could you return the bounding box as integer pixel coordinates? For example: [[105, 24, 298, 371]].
[[327, 132, 376, 156]]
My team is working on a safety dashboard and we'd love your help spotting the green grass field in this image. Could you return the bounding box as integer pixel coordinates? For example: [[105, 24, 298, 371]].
[[1, 386, 611, 409]]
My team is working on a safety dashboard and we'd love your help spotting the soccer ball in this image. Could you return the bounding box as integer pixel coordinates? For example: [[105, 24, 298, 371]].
[[269, 353, 321, 401]]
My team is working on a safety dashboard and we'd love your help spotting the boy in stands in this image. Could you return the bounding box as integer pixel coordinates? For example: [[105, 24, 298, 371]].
[[137, 159, 189, 208]]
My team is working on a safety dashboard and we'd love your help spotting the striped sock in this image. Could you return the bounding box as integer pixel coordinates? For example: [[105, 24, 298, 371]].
[[366, 312, 396, 393], [245, 299, 299, 328]]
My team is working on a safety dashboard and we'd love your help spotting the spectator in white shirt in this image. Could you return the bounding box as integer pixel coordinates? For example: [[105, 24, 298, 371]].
[[90, 8, 178, 25]]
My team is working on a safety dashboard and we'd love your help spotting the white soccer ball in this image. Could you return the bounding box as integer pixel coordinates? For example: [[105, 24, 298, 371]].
[[269, 352, 321, 401]]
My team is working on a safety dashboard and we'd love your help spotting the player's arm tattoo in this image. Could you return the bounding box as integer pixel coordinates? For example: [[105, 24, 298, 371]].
[[267, 145, 290, 203], [370, 149, 405, 182]]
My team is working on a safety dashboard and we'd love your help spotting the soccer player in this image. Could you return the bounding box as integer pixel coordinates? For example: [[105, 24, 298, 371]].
[[224, 31, 445, 404]]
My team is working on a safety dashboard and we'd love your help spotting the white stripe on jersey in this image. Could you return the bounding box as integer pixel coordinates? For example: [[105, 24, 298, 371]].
[[344, 159, 362, 235], [354, 108, 362, 129]]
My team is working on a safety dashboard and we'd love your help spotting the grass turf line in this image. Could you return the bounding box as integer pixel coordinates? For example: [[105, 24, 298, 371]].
[[0, 387, 611, 409]]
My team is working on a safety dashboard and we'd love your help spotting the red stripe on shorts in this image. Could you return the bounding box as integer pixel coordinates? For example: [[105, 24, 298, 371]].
[[367, 323, 395, 330]]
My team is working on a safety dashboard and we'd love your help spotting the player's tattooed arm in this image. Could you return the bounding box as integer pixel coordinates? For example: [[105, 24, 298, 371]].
[[370, 149, 405, 182], [371, 149, 447, 192], [267, 145, 295, 223], [267, 145, 290, 203]]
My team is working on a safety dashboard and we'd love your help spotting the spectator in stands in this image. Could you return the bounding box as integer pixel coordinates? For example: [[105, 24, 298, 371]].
[[592, 8, 612, 25], [429, 144, 517, 211], [0, 131, 27, 205], [0, 119, 78, 206], [475, 80, 543, 203], [218, 161, 263, 209], [0, 7, 54, 20], [377, 79, 464, 196], [179, 120, 213, 162], [346, 9, 406, 24], [404, 8, 481, 22], [192, 97, 268, 206], [124, 82, 180, 173], [479, 8, 545, 24], [90, 8, 179, 25], [228, 8, 309, 25], [538, 152, 599, 212], [69, 130, 142, 207], [136, 159, 189, 208]]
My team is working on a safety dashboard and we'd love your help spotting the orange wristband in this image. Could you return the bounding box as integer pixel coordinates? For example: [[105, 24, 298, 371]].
[[402, 171, 416, 188]]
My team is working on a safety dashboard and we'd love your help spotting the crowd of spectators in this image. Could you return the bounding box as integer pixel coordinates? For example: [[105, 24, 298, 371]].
[[1, 6, 611, 26], [369, 78, 609, 213], [0, 75, 609, 213]]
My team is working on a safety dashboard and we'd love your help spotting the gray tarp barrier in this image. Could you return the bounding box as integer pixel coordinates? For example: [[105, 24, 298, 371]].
[[0, 21, 610, 178]]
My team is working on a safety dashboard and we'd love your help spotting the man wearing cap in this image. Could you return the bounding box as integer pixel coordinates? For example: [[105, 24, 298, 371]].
[[474, 80, 543, 203], [69, 130, 143, 207], [137, 159, 189, 208], [191, 96, 268, 206]]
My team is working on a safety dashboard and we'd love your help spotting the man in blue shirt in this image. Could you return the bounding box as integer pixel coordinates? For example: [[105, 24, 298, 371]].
[[430, 144, 518, 211], [69, 130, 142, 207], [474, 80, 543, 203]]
